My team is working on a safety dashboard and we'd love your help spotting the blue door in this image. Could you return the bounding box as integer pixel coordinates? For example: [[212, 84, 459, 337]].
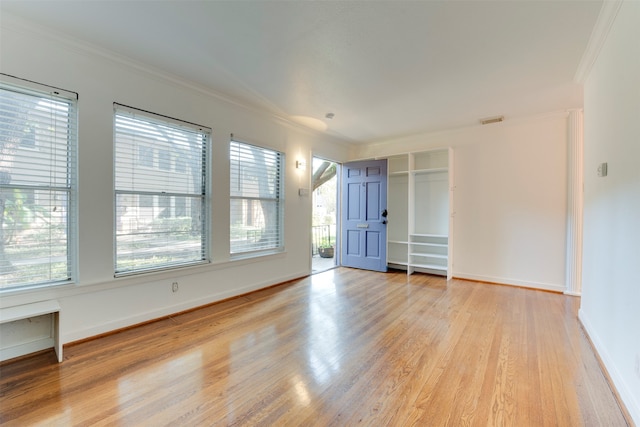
[[341, 160, 388, 272]]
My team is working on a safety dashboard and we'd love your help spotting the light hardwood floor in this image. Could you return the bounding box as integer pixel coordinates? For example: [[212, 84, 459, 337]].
[[0, 268, 629, 426]]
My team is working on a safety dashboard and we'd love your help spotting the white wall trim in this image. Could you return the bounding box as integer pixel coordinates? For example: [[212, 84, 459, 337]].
[[565, 109, 584, 296], [453, 273, 566, 293], [563, 290, 582, 297], [61, 271, 309, 344], [574, 0, 623, 83], [579, 309, 640, 425]]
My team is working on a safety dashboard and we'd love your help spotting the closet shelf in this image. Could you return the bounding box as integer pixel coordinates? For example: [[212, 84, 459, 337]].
[[410, 242, 447, 248], [411, 263, 447, 271], [386, 149, 452, 278], [411, 233, 448, 239], [410, 253, 448, 260], [412, 167, 448, 175]]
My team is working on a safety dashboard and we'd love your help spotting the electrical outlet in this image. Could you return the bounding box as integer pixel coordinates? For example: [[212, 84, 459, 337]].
[[172, 282, 179, 293]]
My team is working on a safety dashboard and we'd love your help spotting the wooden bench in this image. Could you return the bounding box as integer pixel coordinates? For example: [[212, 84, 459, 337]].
[[0, 300, 62, 362]]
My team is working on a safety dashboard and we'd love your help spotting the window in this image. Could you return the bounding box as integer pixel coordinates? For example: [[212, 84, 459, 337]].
[[230, 140, 284, 255], [0, 74, 77, 290], [114, 104, 210, 275]]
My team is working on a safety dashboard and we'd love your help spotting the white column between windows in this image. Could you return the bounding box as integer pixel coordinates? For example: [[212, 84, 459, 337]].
[[565, 109, 584, 296]]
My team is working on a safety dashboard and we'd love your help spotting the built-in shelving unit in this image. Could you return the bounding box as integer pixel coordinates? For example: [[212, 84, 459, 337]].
[[387, 149, 453, 279]]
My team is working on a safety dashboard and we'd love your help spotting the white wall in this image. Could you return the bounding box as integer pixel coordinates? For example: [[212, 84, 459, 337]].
[[353, 112, 569, 292], [580, 1, 640, 422], [0, 14, 349, 348]]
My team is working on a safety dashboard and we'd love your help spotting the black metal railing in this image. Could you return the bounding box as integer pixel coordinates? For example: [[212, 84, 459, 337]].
[[311, 224, 333, 256]]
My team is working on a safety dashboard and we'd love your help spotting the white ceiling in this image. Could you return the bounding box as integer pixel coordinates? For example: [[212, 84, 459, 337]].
[[1, 1, 603, 144]]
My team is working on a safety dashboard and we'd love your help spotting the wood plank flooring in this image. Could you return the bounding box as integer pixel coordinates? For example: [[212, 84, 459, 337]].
[[0, 268, 629, 426]]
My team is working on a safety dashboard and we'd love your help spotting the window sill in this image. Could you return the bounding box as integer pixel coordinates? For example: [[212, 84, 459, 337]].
[[229, 249, 285, 262]]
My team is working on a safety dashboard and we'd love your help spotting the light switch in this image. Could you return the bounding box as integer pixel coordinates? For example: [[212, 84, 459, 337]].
[[298, 188, 309, 197], [597, 162, 608, 177]]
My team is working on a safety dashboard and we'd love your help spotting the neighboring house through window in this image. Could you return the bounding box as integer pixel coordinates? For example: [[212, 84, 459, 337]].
[[158, 149, 171, 171], [139, 146, 154, 168]]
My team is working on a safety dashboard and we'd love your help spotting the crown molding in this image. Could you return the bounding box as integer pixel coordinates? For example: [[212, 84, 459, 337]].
[[366, 109, 571, 148], [574, 0, 623, 83], [1, 12, 354, 148]]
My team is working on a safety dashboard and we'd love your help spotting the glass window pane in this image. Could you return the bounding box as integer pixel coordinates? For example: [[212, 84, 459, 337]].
[[116, 194, 204, 273]]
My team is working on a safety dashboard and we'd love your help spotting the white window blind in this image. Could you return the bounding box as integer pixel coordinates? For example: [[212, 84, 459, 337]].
[[114, 104, 210, 275], [0, 75, 77, 290], [230, 140, 284, 255]]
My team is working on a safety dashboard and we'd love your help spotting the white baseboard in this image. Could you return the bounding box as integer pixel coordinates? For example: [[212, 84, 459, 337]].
[[579, 309, 640, 425], [0, 337, 54, 362], [453, 272, 566, 293], [564, 290, 582, 297], [62, 271, 308, 344]]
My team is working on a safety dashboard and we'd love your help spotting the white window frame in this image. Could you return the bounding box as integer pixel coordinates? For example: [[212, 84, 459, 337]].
[[113, 104, 210, 276], [0, 73, 78, 291], [230, 139, 285, 257]]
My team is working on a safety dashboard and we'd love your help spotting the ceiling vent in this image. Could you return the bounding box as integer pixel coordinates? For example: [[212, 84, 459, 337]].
[[480, 115, 504, 125]]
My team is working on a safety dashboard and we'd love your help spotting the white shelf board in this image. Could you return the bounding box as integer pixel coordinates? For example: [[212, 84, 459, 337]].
[[410, 233, 448, 239], [0, 300, 60, 323], [390, 171, 409, 176], [388, 240, 409, 245], [410, 242, 447, 247], [412, 167, 448, 175], [410, 263, 447, 271], [410, 253, 448, 260]]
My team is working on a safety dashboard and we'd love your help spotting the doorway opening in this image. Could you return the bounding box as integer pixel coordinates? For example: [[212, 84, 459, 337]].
[[311, 157, 339, 273]]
